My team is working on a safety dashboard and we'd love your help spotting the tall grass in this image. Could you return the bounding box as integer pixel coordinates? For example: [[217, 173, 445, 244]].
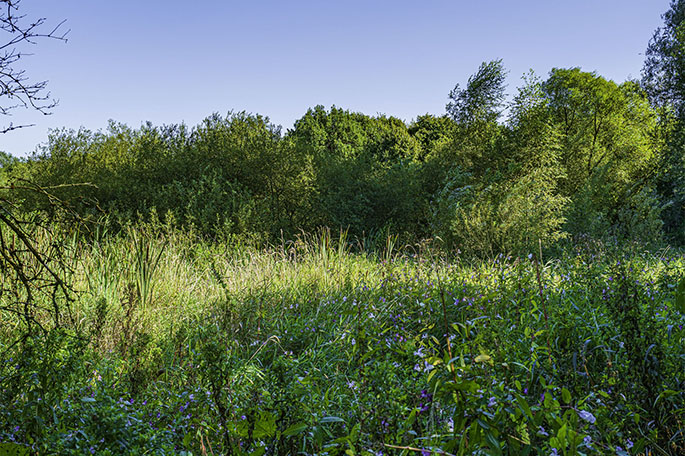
[[1, 224, 684, 455]]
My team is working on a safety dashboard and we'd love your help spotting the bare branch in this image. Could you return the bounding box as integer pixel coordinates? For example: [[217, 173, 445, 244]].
[[0, 0, 68, 133]]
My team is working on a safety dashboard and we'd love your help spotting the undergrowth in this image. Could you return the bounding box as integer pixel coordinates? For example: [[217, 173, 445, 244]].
[[1, 227, 684, 455]]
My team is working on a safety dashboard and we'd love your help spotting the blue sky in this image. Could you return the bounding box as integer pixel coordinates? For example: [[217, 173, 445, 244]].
[[1, 0, 671, 156]]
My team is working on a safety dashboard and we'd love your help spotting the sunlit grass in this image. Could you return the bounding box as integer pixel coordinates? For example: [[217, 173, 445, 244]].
[[1, 226, 684, 455]]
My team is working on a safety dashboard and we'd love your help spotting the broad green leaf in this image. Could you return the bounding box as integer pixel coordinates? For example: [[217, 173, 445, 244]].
[[254, 412, 277, 438], [283, 422, 308, 436], [485, 431, 503, 455], [514, 393, 534, 420], [475, 354, 492, 363], [561, 388, 571, 404], [320, 416, 345, 424]]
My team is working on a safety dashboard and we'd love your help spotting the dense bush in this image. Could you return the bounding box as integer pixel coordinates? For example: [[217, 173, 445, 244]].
[[1, 63, 679, 254]]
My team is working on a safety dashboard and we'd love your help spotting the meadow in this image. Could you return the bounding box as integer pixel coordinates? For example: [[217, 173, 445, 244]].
[[1, 225, 683, 455], [3, 1, 685, 454]]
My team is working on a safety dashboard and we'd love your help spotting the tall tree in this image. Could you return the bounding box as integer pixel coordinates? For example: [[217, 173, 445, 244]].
[[289, 106, 424, 237], [542, 68, 664, 242], [444, 60, 508, 177], [642, 0, 685, 243], [644, 0, 685, 114], [543, 69, 658, 197], [447, 59, 507, 125]]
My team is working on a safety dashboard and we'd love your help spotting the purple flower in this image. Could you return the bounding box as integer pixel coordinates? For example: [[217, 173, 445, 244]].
[[578, 410, 596, 424]]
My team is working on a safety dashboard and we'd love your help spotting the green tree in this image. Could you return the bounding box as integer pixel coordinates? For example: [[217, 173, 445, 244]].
[[442, 60, 508, 178], [644, 0, 685, 115], [289, 106, 425, 238], [408, 114, 456, 161], [543, 69, 663, 242], [432, 71, 568, 255], [642, 0, 685, 243], [447, 59, 507, 125]]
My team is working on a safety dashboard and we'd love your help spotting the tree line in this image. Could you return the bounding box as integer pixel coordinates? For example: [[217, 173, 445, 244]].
[[1, 2, 684, 255]]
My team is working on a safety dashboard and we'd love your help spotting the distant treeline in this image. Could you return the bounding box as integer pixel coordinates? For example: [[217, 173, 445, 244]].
[[1, 61, 683, 254]]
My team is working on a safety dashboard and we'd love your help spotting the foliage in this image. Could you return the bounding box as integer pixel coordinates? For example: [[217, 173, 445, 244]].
[[0, 58, 679, 251], [407, 114, 456, 161], [288, 106, 426, 238], [447, 60, 507, 126], [642, 0, 685, 244], [540, 69, 665, 244], [2, 5, 685, 454], [432, 70, 568, 256], [643, 0, 685, 115], [1, 226, 683, 454]]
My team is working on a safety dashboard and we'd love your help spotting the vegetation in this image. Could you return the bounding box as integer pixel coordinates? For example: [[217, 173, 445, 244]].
[[0, 226, 684, 455], [1, 1, 685, 455]]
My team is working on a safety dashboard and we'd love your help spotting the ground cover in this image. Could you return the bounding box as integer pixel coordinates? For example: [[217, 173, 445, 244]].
[[1, 228, 684, 455]]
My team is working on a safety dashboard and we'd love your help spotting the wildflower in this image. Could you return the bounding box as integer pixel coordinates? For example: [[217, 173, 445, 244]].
[[538, 426, 549, 437], [583, 435, 592, 447], [578, 410, 596, 424], [626, 439, 633, 449], [487, 396, 497, 408]]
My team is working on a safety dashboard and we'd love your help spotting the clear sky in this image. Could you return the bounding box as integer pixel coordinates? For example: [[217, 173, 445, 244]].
[[1, 0, 672, 157]]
